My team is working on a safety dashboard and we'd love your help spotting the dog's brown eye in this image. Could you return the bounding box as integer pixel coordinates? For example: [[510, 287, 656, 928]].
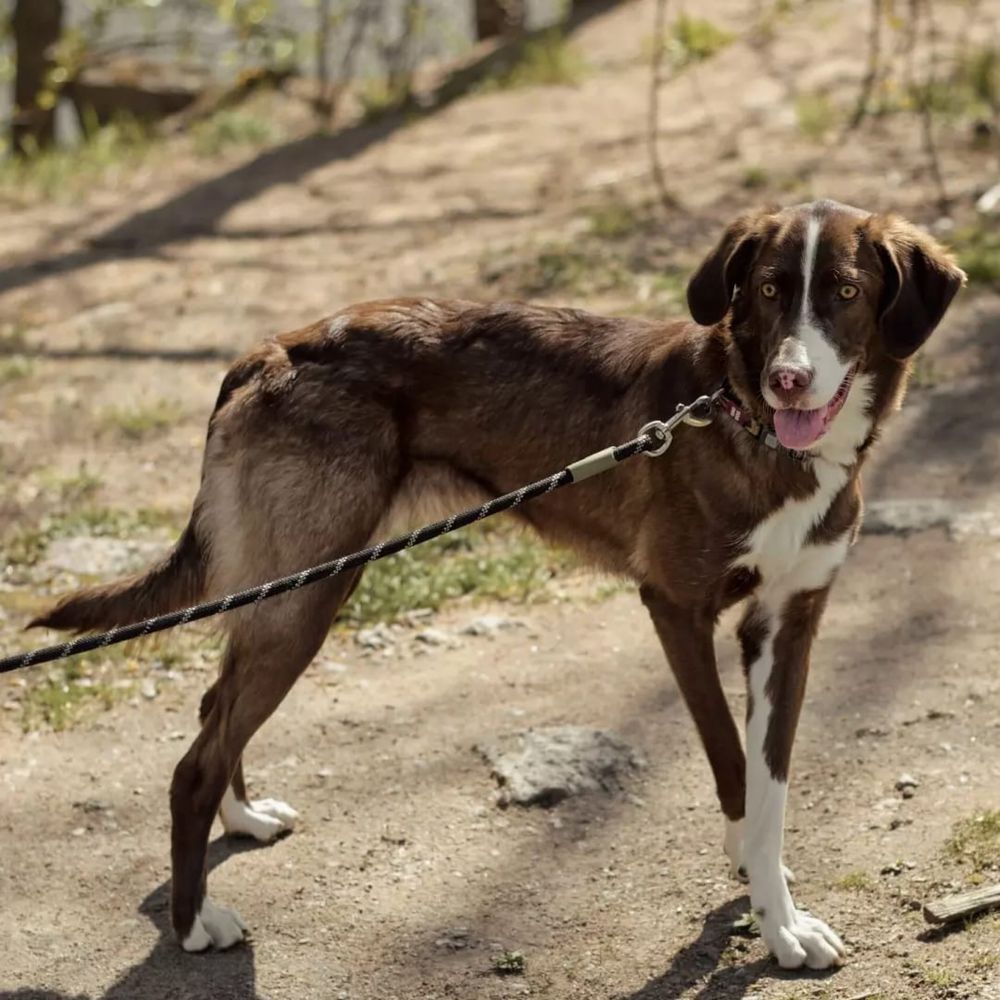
[[761, 282, 778, 299], [838, 284, 859, 300]]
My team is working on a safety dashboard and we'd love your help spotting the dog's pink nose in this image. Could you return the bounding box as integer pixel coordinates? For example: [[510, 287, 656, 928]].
[[768, 365, 814, 402]]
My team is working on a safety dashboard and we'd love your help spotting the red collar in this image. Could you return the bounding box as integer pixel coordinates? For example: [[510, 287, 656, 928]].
[[715, 385, 811, 463]]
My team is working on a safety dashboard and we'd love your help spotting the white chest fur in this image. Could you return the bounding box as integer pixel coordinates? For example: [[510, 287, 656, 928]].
[[733, 374, 872, 604], [735, 459, 849, 600]]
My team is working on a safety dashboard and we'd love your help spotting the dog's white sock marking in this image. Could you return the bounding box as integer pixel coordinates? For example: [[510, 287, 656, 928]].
[[742, 622, 845, 969], [733, 456, 851, 970], [219, 786, 299, 842], [724, 816, 795, 884], [181, 897, 247, 952]]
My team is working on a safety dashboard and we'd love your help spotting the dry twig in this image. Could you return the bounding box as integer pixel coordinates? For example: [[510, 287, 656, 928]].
[[847, 0, 885, 130], [647, 0, 680, 211]]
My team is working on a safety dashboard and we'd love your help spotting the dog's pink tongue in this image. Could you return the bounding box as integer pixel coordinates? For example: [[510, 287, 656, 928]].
[[773, 407, 826, 450]]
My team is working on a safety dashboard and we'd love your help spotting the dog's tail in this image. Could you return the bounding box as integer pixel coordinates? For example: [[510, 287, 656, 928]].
[[28, 518, 207, 635]]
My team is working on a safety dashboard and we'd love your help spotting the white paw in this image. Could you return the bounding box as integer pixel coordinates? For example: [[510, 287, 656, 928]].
[[760, 908, 846, 970], [220, 787, 299, 842], [181, 898, 247, 952]]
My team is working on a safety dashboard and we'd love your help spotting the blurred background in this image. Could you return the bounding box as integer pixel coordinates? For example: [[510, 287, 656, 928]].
[[1, 3, 999, 998]]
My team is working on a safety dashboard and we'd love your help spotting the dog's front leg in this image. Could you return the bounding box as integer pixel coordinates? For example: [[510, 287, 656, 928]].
[[639, 585, 746, 832], [740, 590, 846, 970]]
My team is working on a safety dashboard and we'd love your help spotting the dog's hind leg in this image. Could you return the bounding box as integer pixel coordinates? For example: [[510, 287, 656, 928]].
[[196, 682, 299, 843], [173, 573, 361, 952]]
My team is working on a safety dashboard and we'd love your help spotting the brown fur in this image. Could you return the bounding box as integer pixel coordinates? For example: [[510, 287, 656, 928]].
[[31, 202, 965, 949]]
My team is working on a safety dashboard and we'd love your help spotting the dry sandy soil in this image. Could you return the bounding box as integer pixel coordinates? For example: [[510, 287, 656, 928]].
[[2, 1, 1000, 997]]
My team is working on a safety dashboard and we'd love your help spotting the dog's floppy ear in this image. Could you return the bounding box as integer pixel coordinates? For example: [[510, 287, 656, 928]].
[[868, 216, 966, 360], [687, 213, 769, 326]]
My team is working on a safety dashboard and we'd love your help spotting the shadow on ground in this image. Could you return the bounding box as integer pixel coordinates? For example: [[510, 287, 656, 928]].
[[0, 0, 619, 301], [0, 837, 267, 1000]]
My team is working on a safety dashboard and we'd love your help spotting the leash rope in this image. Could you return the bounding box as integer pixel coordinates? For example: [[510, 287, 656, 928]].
[[0, 394, 719, 676]]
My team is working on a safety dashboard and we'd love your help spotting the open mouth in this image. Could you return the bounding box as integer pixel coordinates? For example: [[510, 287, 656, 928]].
[[772, 365, 857, 451]]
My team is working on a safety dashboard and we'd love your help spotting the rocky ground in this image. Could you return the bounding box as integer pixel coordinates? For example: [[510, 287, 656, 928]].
[[2, 1, 999, 997]]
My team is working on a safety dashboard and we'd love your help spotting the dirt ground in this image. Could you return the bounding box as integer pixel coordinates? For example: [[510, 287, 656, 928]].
[[2, 1, 1000, 997]]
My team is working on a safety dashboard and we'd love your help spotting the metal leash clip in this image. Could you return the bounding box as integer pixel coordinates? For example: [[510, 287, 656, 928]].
[[640, 391, 720, 457]]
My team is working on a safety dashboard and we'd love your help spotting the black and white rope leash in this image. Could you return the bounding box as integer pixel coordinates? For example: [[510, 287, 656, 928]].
[[0, 393, 719, 676]]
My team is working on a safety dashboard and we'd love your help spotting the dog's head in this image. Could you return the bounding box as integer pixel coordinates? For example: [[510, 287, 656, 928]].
[[687, 200, 966, 451]]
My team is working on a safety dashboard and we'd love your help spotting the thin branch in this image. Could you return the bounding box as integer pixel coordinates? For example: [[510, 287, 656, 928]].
[[847, 0, 884, 130], [315, 0, 334, 118], [647, 0, 680, 212], [915, 0, 950, 212]]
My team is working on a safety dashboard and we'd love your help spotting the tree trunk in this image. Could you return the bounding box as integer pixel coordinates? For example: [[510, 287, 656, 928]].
[[474, 0, 525, 41], [11, 0, 64, 155]]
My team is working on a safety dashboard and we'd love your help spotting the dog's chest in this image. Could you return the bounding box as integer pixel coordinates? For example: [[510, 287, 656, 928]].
[[734, 461, 850, 602]]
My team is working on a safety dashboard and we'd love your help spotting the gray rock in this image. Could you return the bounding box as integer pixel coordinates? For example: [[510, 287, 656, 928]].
[[976, 181, 1000, 215], [862, 500, 1000, 540], [415, 627, 452, 647], [948, 510, 1000, 540], [461, 614, 525, 637], [476, 726, 644, 807], [42, 536, 165, 577], [140, 678, 158, 700], [862, 500, 955, 536], [356, 624, 396, 650], [435, 928, 472, 950]]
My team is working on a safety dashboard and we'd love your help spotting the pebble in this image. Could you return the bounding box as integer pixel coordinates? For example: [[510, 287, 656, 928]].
[[356, 624, 395, 650], [435, 928, 472, 950], [461, 614, 524, 637], [415, 627, 451, 647]]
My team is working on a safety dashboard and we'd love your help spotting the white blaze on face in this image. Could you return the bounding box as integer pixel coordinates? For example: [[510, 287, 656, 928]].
[[794, 213, 853, 408]]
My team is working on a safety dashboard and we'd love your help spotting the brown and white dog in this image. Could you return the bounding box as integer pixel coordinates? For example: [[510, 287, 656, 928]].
[[32, 200, 965, 969]]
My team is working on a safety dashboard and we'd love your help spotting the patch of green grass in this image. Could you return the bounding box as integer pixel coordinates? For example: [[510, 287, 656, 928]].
[[962, 45, 998, 111], [357, 78, 414, 121], [192, 109, 276, 157], [587, 199, 644, 240], [741, 165, 769, 190], [51, 465, 103, 504], [795, 91, 837, 140], [20, 662, 122, 732], [873, 46, 998, 123], [531, 246, 595, 293], [482, 240, 632, 298], [915, 46, 998, 120], [0, 325, 28, 352], [0, 355, 34, 384], [492, 950, 525, 976], [833, 870, 875, 892], [342, 523, 574, 627], [667, 15, 735, 69], [953, 223, 1000, 287], [946, 810, 1000, 872], [99, 400, 181, 440], [3, 506, 179, 567], [0, 114, 153, 203], [917, 963, 957, 989], [485, 31, 586, 90], [971, 949, 999, 973], [910, 352, 940, 388]]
